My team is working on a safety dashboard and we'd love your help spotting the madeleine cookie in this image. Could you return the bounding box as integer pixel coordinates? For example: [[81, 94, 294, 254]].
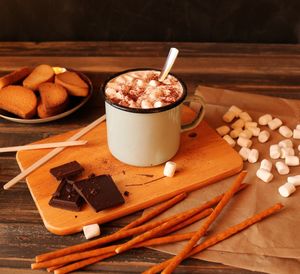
[[55, 71, 89, 97], [23, 64, 54, 90], [39, 82, 69, 114], [0, 67, 32, 89], [0, 85, 37, 118]]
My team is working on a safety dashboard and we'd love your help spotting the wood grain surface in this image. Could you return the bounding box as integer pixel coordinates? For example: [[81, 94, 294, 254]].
[[1, 41, 299, 274]]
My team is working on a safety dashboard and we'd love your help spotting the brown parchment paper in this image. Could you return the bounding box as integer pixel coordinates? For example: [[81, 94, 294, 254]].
[[143, 86, 300, 274]]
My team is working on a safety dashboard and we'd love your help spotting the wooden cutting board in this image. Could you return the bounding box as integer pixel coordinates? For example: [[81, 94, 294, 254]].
[[17, 107, 243, 235]]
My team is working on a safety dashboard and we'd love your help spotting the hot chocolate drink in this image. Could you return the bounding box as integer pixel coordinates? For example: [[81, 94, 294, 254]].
[[105, 70, 183, 109]]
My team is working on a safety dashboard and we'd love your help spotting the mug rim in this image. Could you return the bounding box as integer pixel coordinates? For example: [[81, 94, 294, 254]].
[[101, 68, 187, 114]]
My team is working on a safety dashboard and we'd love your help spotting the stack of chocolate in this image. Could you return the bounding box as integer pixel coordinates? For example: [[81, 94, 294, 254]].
[[48, 161, 125, 212]]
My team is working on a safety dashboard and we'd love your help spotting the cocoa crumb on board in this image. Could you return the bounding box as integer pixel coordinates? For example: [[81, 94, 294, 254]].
[[136, 173, 154, 178], [125, 176, 165, 187], [123, 191, 130, 197]]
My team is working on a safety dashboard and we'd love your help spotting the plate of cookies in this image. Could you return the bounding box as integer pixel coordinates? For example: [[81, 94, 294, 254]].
[[0, 64, 93, 123]]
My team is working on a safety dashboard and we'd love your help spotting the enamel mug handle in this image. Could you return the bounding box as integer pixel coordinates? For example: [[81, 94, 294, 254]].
[[181, 94, 206, 132]]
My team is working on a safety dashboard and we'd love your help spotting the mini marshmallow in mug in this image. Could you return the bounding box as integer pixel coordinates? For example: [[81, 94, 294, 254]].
[[278, 139, 293, 148], [223, 135, 236, 147], [223, 111, 235, 123], [230, 128, 243, 139], [287, 175, 300, 186], [278, 182, 296, 198], [248, 127, 260, 137], [270, 144, 281, 159], [256, 168, 273, 183], [268, 118, 283, 130], [216, 125, 230, 136], [231, 119, 245, 129], [228, 105, 243, 117], [260, 159, 272, 172], [296, 124, 300, 130], [248, 149, 259, 163], [280, 147, 295, 159], [239, 129, 253, 139], [258, 130, 270, 143], [293, 129, 300, 139], [279, 126, 293, 138], [258, 114, 272, 126], [285, 155, 300, 166], [239, 147, 251, 161], [245, 122, 257, 129], [237, 136, 252, 148], [239, 112, 252, 122], [275, 161, 290, 175]]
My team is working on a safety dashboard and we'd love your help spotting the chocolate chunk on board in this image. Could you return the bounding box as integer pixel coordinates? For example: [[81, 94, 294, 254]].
[[49, 179, 85, 212], [73, 175, 125, 212], [50, 161, 84, 180]]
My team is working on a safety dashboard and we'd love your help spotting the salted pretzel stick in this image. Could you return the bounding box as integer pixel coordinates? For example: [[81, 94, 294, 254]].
[[119, 192, 188, 232], [36, 183, 248, 263], [143, 202, 283, 274], [162, 170, 247, 274], [47, 264, 64, 272]]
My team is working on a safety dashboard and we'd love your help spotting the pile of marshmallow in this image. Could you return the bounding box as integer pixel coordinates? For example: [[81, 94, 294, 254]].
[[216, 105, 300, 198]]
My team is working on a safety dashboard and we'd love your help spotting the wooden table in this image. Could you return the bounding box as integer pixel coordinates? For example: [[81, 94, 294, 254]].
[[1, 42, 300, 274]]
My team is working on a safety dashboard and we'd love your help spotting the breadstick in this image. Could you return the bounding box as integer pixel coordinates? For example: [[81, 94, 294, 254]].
[[143, 202, 283, 274], [161, 170, 247, 274], [119, 192, 187, 232], [36, 183, 248, 263]]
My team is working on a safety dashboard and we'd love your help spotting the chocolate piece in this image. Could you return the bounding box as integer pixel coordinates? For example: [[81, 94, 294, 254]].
[[50, 161, 84, 180], [73, 175, 125, 212], [49, 179, 85, 211]]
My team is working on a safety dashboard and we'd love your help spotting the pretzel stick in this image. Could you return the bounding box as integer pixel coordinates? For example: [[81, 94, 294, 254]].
[[4, 114, 106, 190], [119, 192, 188, 232], [162, 170, 247, 274], [35, 183, 248, 263], [0, 140, 87, 153], [47, 264, 64, 272], [143, 202, 284, 274]]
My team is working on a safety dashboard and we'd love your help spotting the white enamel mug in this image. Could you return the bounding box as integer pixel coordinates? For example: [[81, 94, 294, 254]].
[[103, 68, 205, 167]]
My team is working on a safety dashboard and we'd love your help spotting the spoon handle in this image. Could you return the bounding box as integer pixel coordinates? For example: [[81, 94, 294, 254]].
[[158, 47, 179, 82]]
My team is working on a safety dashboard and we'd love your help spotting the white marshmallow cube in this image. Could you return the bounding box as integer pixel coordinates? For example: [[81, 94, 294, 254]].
[[223, 135, 236, 147], [280, 147, 295, 159], [239, 147, 251, 161], [296, 124, 300, 130], [287, 175, 300, 186], [278, 182, 296, 198], [293, 129, 300, 139], [216, 125, 230, 136], [223, 111, 235, 123], [275, 161, 290, 175], [270, 144, 281, 159], [260, 159, 272, 172], [248, 127, 261, 137], [279, 126, 293, 138], [230, 128, 243, 139], [83, 224, 101, 240], [258, 114, 272, 125], [239, 129, 253, 139], [163, 161, 177, 177], [268, 118, 283, 130], [256, 168, 274, 183], [239, 112, 252, 122], [278, 139, 293, 148], [231, 119, 245, 129], [258, 130, 270, 143], [237, 136, 252, 148], [228, 105, 243, 117], [245, 122, 258, 129], [248, 149, 259, 163], [285, 156, 300, 166]]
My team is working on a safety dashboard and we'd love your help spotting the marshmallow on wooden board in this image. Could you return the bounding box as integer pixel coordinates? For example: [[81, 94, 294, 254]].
[[279, 126, 293, 138], [216, 125, 230, 136], [245, 122, 257, 129], [285, 156, 300, 166], [275, 161, 290, 175], [268, 118, 283, 130], [223, 111, 235, 123], [280, 147, 295, 159], [258, 114, 272, 126], [83, 224, 101, 240], [239, 147, 251, 161], [256, 168, 274, 183], [278, 182, 296, 198], [287, 175, 300, 186], [239, 112, 252, 122], [163, 161, 177, 177], [260, 159, 272, 172], [228, 105, 242, 117], [231, 119, 245, 129], [239, 129, 253, 139], [248, 149, 259, 163], [293, 129, 300, 139], [248, 127, 260, 137], [230, 128, 243, 139], [237, 136, 252, 148], [278, 139, 293, 148], [270, 144, 281, 159], [258, 130, 270, 143]]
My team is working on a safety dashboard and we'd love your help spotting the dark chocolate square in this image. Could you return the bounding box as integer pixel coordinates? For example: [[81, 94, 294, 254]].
[[73, 175, 125, 212], [50, 161, 84, 180], [49, 179, 85, 212]]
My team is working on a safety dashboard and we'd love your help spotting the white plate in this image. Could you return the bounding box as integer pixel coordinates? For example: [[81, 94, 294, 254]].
[[0, 68, 93, 124]]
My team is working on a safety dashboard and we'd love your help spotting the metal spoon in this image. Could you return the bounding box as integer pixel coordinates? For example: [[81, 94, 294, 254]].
[[158, 47, 179, 82]]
